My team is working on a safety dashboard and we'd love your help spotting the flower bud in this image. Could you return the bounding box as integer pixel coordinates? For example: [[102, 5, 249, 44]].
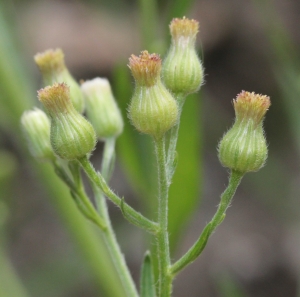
[[128, 51, 178, 140], [34, 49, 85, 113], [21, 108, 55, 161], [38, 83, 96, 160], [218, 91, 270, 173], [162, 17, 204, 96], [81, 78, 123, 140]]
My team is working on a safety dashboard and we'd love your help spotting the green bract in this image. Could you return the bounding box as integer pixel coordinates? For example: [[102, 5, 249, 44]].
[[21, 108, 55, 161], [162, 17, 204, 97], [38, 83, 96, 160], [128, 51, 178, 140], [81, 77, 124, 140], [218, 91, 270, 173], [34, 48, 85, 113]]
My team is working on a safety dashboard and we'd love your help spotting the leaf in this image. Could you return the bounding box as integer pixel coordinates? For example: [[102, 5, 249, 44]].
[[140, 251, 156, 297]]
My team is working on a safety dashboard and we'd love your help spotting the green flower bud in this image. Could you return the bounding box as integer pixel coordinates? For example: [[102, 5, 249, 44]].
[[21, 108, 55, 161], [218, 91, 271, 174], [81, 78, 123, 140], [128, 51, 178, 140], [162, 17, 204, 96], [38, 83, 96, 160], [34, 49, 85, 113]]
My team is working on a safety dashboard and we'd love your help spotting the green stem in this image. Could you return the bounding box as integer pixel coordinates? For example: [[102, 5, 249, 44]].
[[101, 137, 116, 182], [78, 155, 158, 233], [94, 185, 139, 297], [94, 138, 139, 297], [53, 161, 106, 229], [166, 96, 185, 184], [154, 137, 172, 297], [171, 170, 244, 276]]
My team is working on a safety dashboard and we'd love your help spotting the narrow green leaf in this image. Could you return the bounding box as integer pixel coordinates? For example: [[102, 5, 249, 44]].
[[140, 251, 156, 297]]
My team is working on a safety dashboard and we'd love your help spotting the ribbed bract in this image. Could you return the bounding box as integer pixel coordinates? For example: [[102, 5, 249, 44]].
[[21, 108, 55, 161], [50, 111, 96, 160], [218, 120, 267, 173], [35, 49, 85, 113], [38, 83, 96, 160], [129, 81, 178, 139], [218, 91, 270, 173], [81, 78, 123, 140], [162, 17, 203, 96]]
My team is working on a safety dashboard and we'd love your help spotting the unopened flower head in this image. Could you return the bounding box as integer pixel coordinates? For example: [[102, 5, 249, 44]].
[[162, 17, 204, 96], [170, 17, 199, 44], [34, 49, 85, 113], [38, 83, 96, 160], [129, 51, 162, 87], [81, 77, 124, 140], [128, 51, 178, 139], [233, 91, 271, 125], [21, 108, 55, 161], [218, 91, 270, 174]]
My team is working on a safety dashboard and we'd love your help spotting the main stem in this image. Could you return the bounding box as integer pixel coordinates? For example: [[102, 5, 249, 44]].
[[155, 136, 172, 297]]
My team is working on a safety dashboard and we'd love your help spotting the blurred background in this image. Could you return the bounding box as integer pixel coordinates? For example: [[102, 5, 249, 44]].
[[1, 0, 300, 296]]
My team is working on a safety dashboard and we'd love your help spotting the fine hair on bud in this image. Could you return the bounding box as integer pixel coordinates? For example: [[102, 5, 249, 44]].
[[34, 48, 85, 113], [128, 51, 178, 140], [218, 91, 270, 174], [81, 77, 124, 140], [38, 83, 96, 160], [162, 17, 204, 96], [21, 108, 55, 162]]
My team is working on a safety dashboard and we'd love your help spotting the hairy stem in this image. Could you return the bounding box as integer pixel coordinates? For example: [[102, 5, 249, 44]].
[[155, 136, 172, 297], [171, 170, 244, 275], [94, 138, 139, 297]]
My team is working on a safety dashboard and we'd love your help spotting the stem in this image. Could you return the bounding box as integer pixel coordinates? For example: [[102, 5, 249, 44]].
[[94, 138, 138, 297], [94, 185, 139, 297], [101, 137, 116, 182], [171, 170, 244, 275], [53, 161, 106, 229], [155, 137, 172, 297], [166, 96, 185, 183], [78, 156, 158, 233]]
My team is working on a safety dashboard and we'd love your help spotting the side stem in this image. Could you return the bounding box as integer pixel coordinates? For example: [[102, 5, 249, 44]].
[[166, 96, 185, 183], [171, 170, 244, 275], [155, 136, 172, 297]]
